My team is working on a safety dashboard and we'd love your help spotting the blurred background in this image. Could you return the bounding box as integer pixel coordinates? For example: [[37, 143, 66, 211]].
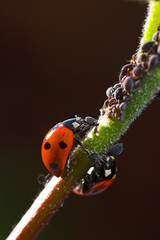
[[1, 1, 160, 239]]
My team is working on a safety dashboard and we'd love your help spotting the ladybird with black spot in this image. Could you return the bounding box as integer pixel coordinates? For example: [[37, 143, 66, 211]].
[[73, 143, 123, 196], [41, 117, 98, 177]]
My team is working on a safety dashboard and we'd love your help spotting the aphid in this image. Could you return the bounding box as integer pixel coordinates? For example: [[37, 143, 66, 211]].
[[119, 102, 127, 111], [123, 95, 128, 101], [152, 31, 160, 42], [122, 76, 135, 94], [73, 143, 123, 196], [136, 53, 147, 64], [106, 87, 113, 99], [115, 112, 119, 119], [100, 109, 106, 116], [113, 83, 121, 90], [107, 112, 112, 119], [116, 103, 119, 110], [147, 54, 159, 69], [119, 64, 135, 82], [112, 106, 117, 113], [141, 41, 155, 54], [156, 44, 160, 55], [103, 99, 109, 107], [132, 54, 137, 61], [132, 65, 142, 79], [94, 126, 98, 134], [109, 98, 116, 105], [130, 54, 137, 64], [114, 87, 123, 100], [118, 114, 124, 121]]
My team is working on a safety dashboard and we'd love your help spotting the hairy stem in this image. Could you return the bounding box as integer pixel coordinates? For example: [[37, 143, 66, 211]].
[[6, 1, 160, 240], [137, 0, 160, 55]]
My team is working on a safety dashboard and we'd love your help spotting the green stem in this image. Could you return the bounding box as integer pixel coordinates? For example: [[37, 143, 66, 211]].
[[137, 0, 160, 55], [6, 1, 160, 240]]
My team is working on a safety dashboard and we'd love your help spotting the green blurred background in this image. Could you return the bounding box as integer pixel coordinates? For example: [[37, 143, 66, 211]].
[[1, 0, 160, 239]]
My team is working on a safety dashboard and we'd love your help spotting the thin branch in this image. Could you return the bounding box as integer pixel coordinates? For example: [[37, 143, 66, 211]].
[[6, 1, 160, 240], [137, 0, 160, 55]]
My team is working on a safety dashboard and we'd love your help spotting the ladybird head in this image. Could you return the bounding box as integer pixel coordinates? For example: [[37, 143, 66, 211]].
[[61, 116, 98, 134], [61, 117, 82, 132]]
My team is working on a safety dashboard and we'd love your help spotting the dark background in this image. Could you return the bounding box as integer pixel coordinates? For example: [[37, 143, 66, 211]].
[[1, 1, 160, 240]]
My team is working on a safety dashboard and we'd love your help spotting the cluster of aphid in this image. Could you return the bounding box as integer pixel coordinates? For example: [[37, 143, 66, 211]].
[[101, 30, 160, 121]]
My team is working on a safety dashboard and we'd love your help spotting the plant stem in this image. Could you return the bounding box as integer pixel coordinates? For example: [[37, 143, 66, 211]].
[[6, 1, 160, 240], [137, 0, 160, 55]]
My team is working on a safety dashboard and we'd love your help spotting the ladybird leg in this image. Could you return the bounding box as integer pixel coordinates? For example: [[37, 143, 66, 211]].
[[74, 133, 82, 141], [65, 157, 70, 178], [74, 137, 99, 162], [65, 147, 74, 178], [37, 173, 51, 185], [74, 137, 90, 155], [75, 117, 98, 133], [81, 174, 91, 194], [78, 121, 99, 133], [74, 137, 103, 165]]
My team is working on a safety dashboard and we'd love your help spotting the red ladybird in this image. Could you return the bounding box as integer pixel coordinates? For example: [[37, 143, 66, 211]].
[[73, 143, 123, 196], [41, 117, 97, 177]]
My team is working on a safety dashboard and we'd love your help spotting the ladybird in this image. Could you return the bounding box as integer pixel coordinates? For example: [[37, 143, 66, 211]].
[[41, 117, 98, 177], [73, 143, 123, 196]]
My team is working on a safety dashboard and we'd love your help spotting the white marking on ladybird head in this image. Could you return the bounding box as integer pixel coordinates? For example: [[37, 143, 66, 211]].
[[46, 130, 54, 140], [104, 169, 111, 177], [72, 121, 80, 129]]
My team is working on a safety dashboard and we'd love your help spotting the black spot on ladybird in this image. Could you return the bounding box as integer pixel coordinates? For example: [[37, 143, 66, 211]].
[[59, 141, 67, 149], [44, 142, 51, 150], [50, 163, 59, 170]]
